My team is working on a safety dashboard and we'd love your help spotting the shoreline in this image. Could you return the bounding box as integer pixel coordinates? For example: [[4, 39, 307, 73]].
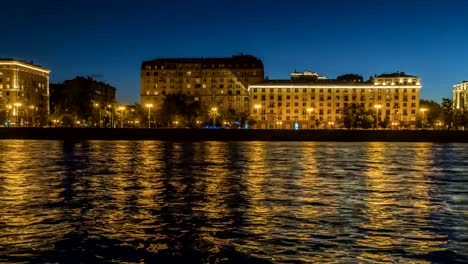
[[0, 127, 467, 142]]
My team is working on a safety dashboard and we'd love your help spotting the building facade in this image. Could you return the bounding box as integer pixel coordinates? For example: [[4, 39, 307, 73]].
[[453, 81, 468, 111], [0, 59, 50, 126], [248, 72, 422, 129], [50, 77, 116, 127], [140, 55, 264, 114]]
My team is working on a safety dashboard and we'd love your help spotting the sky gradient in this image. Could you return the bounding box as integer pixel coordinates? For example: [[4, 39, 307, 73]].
[[3, 0, 468, 104]]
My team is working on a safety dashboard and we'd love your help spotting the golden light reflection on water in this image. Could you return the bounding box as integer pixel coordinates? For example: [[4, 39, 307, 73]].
[[357, 143, 448, 263], [0, 141, 70, 255], [0, 141, 466, 263]]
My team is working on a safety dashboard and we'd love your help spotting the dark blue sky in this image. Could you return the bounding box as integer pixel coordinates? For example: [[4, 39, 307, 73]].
[[3, 0, 467, 104]]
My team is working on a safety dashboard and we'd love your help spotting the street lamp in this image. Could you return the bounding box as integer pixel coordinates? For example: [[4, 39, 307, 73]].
[[118, 106, 126, 128], [106, 104, 114, 128], [211, 107, 218, 127], [391, 121, 399, 130], [145, 104, 153, 128], [374, 104, 381, 129], [420, 108, 427, 128], [328, 121, 335, 128], [307, 108, 314, 129], [254, 104, 261, 128], [94, 103, 102, 127], [13, 103, 22, 127]]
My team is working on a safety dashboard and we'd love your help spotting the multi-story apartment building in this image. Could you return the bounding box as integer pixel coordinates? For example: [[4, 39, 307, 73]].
[[50, 76, 116, 112], [453, 81, 468, 111], [248, 72, 422, 129], [140, 55, 264, 114], [0, 59, 50, 126]]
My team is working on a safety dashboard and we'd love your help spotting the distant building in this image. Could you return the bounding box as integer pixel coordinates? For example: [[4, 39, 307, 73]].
[[140, 55, 264, 114], [0, 59, 50, 126], [50, 76, 116, 111], [50, 77, 116, 126], [248, 72, 422, 129], [453, 81, 468, 111]]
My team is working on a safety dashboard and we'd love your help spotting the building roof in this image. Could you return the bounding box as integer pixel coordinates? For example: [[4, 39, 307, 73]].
[[250, 79, 374, 87], [0, 58, 50, 73], [141, 54, 263, 69]]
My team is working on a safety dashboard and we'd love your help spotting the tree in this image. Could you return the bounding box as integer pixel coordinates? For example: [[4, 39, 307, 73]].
[[336, 74, 364, 83], [441, 98, 454, 129], [340, 104, 378, 129], [418, 99, 442, 128]]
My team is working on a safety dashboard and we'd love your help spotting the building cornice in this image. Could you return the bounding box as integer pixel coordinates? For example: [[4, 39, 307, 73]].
[[0, 61, 50, 74]]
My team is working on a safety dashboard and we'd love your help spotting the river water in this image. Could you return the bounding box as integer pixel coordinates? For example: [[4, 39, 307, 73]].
[[0, 140, 467, 263]]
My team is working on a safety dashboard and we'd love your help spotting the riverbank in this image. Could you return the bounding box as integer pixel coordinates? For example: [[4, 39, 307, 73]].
[[0, 127, 467, 142]]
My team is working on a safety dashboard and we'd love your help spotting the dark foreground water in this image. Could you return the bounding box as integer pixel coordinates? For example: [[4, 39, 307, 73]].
[[0, 141, 467, 263]]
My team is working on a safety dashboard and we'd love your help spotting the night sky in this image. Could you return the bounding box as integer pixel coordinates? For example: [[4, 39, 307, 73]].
[[3, 0, 467, 104]]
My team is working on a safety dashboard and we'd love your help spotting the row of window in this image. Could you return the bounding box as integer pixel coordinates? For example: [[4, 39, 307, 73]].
[[254, 101, 417, 108], [145, 77, 253, 84], [258, 115, 416, 122], [253, 94, 417, 101], [255, 108, 417, 116], [252, 88, 418, 93]]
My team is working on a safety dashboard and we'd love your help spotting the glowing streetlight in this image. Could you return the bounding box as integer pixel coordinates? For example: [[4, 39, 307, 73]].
[[26, 105, 35, 127], [374, 104, 381, 128], [118, 106, 126, 128], [105, 104, 114, 128], [13, 103, 22, 127], [145, 104, 153, 128], [420, 108, 428, 128], [94, 103, 102, 127], [254, 104, 261, 128], [211, 107, 218, 127]]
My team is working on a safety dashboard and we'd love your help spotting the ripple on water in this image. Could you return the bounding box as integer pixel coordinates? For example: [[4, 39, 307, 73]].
[[0, 140, 467, 263]]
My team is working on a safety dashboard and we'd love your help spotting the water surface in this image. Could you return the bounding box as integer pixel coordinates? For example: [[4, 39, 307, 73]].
[[0, 141, 467, 263]]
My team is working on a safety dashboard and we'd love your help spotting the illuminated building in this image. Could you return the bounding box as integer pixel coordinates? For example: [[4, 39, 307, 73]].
[[0, 59, 50, 126], [140, 55, 264, 114], [453, 81, 468, 111], [248, 72, 421, 129]]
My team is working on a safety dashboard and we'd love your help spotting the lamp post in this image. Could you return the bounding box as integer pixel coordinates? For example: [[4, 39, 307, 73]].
[[211, 107, 218, 127], [6, 105, 12, 127], [94, 103, 102, 127], [118, 106, 126, 128], [145, 104, 153, 128], [254, 104, 261, 129], [106, 104, 114, 128], [307, 108, 314, 129], [420, 108, 427, 128], [374, 104, 381, 129], [29, 105, 35, 127], [13, 103, 22, 127]]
